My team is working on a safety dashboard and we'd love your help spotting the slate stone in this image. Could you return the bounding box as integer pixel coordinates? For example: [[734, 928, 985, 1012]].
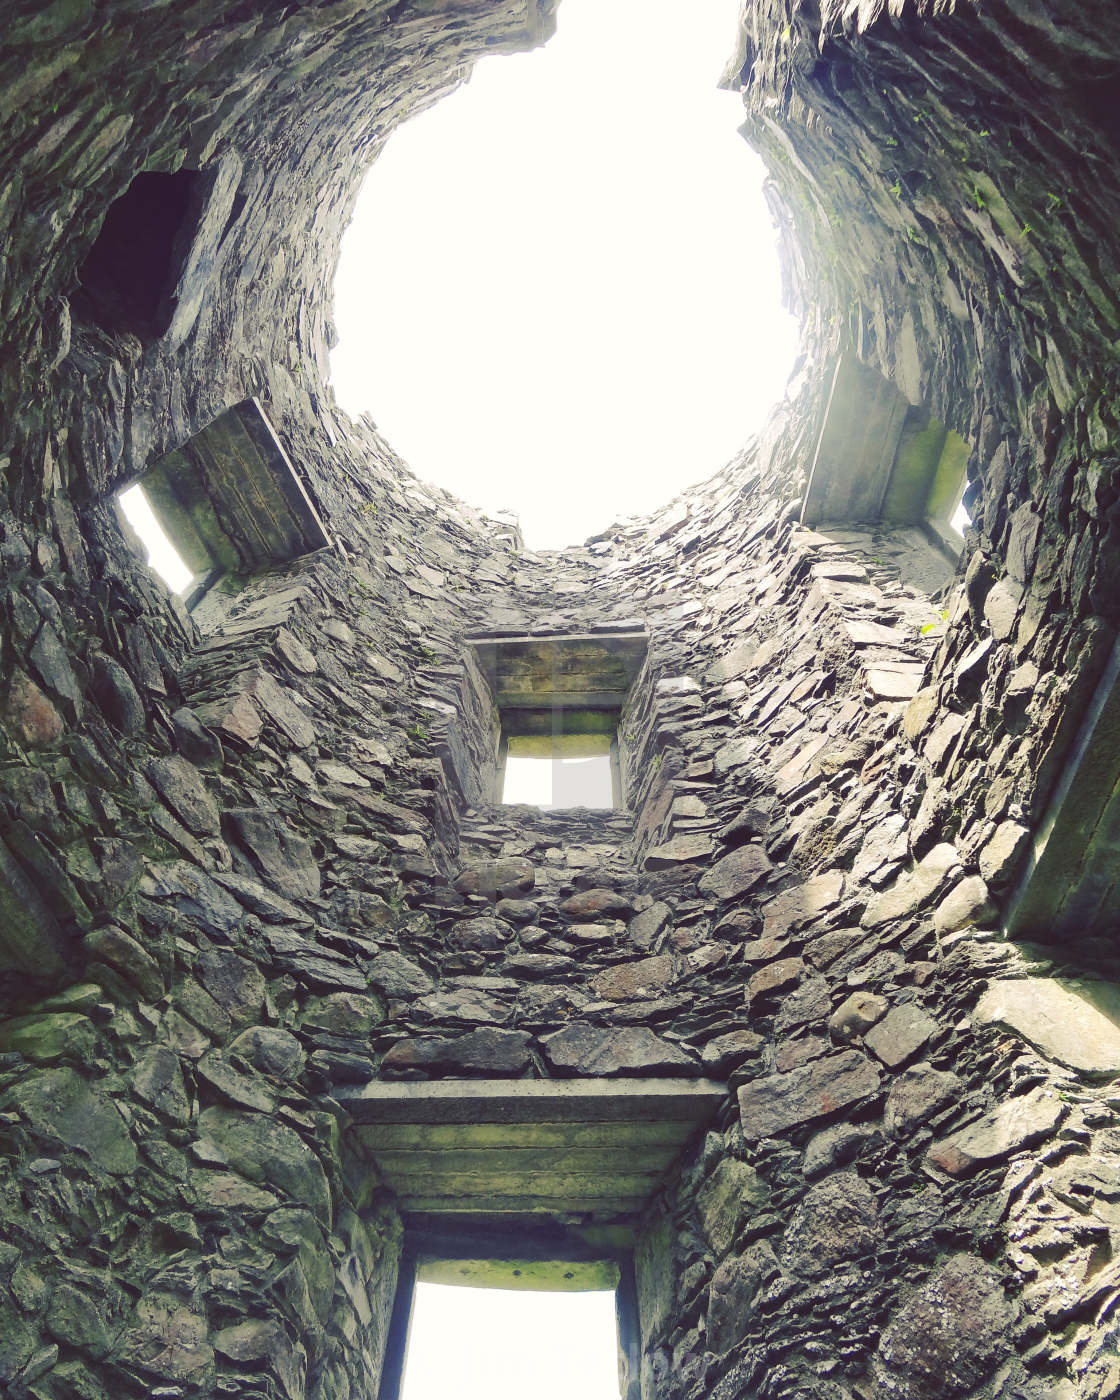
[[738, 1051, 881, 1140], [591, 954, 674, 1001], [6, 1066, 137, 1175], [213, 1318, 287, 1363], [246, 669, 316, 748], [453, 857, 534, 900], [772, 973, 831, 1033], [196, 1105, 330, 1221], [977, 821, 1030, 886], [189, 1169, 278, 1210], [802, 1122, 879, 1178], [380, 1028, 531, 1076], [226, 807, 320, 900], [194, 945, 266, 1027], [883, 1063, 961, 1139], [700, 1029, 764, 1074], [864, 1003, 938, 1068], [541, 1024, 698, 1076], [505, 952, 577, 978], [228, 1027, 306, 1082], [696, 1158, 768, 1255], [782, 1171, 882, 1276], [417, 988, 509, 1024], [29, 621, 82, 713], [644, 834, 715, 869], [197, 1052, 277, 1112], [494, 898, 538, 924], [449, 916, 511, 951], [170, 705, 224, 769], [91, 653, 146, 732], [212, 869, 305, 922], [706, 1244, 779, 1355], [861, 843, 960, 927], [558, 887, 635, 921], [3, 667, 64, 744], [926, 1086, 1065, 1176], [628, 900, 672, 949], [142, 860, 245, 937], [148, 754, 221, 836], [873, 1255, 1014, 1398], [719, 800, 775, 846], [698, 844, 772, 902], [367, 951, 434, 997], [275, 627, 318, 674], [132, 1046, 189, 1122], [828, 991, 888, 1042], [45, 1282, 111, 1357], [122, 1293, 214, 1380], [932, 874, 995, 934], [760, 871, 844, 934], [567, 920, 621, 944], [973, 977, 1120, 1075], [713, 735, 759, 775], [747, 956, 804, 1001], [300, 992, 383, 1037], [0, 1012, 93, 1063]]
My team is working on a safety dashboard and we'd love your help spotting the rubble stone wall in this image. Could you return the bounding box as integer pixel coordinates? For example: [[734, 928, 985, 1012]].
[[0, 3, 1119, 1400]]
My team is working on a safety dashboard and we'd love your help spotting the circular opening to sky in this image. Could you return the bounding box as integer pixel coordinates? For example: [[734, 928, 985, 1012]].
[[330, 0, 798, 551]]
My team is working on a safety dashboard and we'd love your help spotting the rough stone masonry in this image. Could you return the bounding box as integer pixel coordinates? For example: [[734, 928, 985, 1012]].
[[1, 2, 1120, 1399]]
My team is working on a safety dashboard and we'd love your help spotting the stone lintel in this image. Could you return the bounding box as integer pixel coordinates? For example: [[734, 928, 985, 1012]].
[[469, 632, 648, 712], [338, 1077, 723, 1123], [338, 1078, 725, 1219], [417, 1257, 620, 1292]]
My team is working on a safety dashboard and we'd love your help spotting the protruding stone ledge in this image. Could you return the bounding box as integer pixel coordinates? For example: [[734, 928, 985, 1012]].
[[336, 1077, 726, 1219]]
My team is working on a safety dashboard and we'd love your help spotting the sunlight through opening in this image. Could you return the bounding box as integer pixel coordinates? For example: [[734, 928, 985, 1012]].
[[118, 484, 195, 595], [401, 1284, 620, 1400], [331, 0, 797, 549], [503, 755, 614, 809]]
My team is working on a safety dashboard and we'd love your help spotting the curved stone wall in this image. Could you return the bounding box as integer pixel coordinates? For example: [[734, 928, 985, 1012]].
[[0, 3, 1119, 1400]]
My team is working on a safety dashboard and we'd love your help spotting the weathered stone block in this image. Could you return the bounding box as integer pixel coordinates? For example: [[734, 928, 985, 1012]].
[[927, 1086, 1065, 1176], [738, 1051, 880, 1140], [974, 977, 1120, 1075], [874, 1255, 1014, 1397]]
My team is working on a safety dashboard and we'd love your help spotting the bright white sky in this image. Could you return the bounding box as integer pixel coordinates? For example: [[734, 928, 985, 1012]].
[[503, 754, 613, 807], [331, 0, 797, 550], [401, 1284, 621, 1400]]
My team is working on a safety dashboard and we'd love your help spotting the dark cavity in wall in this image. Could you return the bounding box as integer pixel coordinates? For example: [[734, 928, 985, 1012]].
[[74, 169, 213, 340]]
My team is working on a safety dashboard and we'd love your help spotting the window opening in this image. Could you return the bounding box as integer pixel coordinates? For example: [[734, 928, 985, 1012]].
[[118, 483, 194, 595], [802, 353, 971, 560], [503, 745, 615, 809], [116, 398, 332, 612], [401, 1280, 621, 1400], [470, 630, 648, 813], [74, 169, 212, 339]]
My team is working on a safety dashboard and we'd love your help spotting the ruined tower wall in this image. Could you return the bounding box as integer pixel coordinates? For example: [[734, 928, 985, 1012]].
[[0, 3, 1119, 1400]]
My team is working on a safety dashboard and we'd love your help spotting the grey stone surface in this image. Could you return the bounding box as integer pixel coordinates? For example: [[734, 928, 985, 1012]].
[[781, 1172, 882, 1276], [696, 1158, 769, 1256], [874, 1255, 1014, 1398], [0, 0, 1118, 1388], [698, 844, 772, 902], [541, 1024, 698, 1076], [974, 978, 1120, 1075], [927, 1087, 1066, 1176], [863, 1003, 938, 1068], [883, 1063, 961, 1138], [738, 1051, 881, 1140]]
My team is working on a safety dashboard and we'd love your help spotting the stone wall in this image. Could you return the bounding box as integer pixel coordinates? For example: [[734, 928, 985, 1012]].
[[1, 2, 1120, 1400]]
